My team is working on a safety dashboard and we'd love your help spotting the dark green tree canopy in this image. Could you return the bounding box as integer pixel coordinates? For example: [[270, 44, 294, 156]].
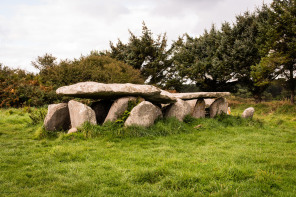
[[252, 0, 296, 103], [109, 22, 172, 85], [172, 24, 237, 92]]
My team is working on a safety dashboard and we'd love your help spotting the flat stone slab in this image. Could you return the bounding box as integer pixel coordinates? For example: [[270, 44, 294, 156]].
[[171, 92, 231, 100], [56, 82, 176, 104], [145, 90, 177, 104]]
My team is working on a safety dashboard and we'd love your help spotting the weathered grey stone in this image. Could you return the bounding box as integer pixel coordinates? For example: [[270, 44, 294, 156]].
[[204, 99, 215, 108], [209, 98, 228, 118], [171, 92, 231, 100], [91, 100, 113, 124], [104, 97, 139, 123], [192, 99, 205, 118], [56, 82, 176, 104], [68, 100, 97, 128], [165, 99, 192, 121], [44, 103, 70, 131], [185, 99, 197, 114], [242, 107, 255, 118], [124, 101, 162, 127], [67, 127, 78, 134], [146, 90, 177, 104]]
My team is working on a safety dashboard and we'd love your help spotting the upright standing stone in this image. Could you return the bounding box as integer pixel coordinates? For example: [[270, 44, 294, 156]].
[[44, 103, 70, 131], [192, 99, 205, 118], [68, 100, 97, 128], [204, 99, 215, 108], [124, 101, 162, 127], [209, 98, 228, 118], [104, 97, 141, 123], [165, 99, 192, 121], [91, 100, 113, 124], [242, 107, 255, 118], [185, 99, 197, 114]]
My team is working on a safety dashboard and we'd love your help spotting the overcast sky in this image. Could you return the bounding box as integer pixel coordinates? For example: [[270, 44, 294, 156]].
[[0, 0, 272, 72]]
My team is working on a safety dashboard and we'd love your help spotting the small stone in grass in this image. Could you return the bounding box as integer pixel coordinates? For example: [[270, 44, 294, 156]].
[[68, 127, 78, 134]]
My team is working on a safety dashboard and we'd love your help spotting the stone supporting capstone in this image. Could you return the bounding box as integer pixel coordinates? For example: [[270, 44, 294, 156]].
[[124, 101, 162, 127], [209, 98, 228, 118], [164, 99, 192, 121], [44, 103, 70, 131], [104, 97, 141, 123], [192, 99, 206, 118], [42, 82, 232, 131], [68, 100, 97, 128]]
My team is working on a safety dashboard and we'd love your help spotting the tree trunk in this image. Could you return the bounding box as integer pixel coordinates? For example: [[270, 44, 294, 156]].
[[254, 93, 262, 103], [291, 89, 295, 104], [289, 67, 295, 104]]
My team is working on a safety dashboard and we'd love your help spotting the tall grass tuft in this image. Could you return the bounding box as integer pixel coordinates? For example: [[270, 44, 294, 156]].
[[78, 117, 192, 139], [34, 126, 58, 140], [29, 108, 47, 125], [214, 114, 263, 127]]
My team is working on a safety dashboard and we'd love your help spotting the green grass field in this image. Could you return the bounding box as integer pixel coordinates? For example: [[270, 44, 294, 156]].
[[1, 100, 296, 196]]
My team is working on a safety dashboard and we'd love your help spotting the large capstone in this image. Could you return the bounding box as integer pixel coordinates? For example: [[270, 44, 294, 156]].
[[91, 100, 113, 124], [56, 82, 176, 103], [124, 101, 162, 127], [164, 99, 192, 121], [104, 97, 140, 123], [242, 107, 255, 118], [171, 92, 230, 100], [192, 99, 205, 118], [44, 103, 70, 131], [209, 98, 228, 118], [146, 90, 177, 104], [68, 100, 97, 128]]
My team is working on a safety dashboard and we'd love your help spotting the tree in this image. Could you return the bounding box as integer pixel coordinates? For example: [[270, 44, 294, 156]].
[[261, 0, 296, 103], [251, 53, 287, 90], [172, 24, 236, 92], [109, 22, 172, 85], [32, 53, 57, 71], [230, 12, 265, 102]]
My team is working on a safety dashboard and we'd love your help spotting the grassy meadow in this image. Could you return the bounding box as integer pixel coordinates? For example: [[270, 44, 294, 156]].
[[0, 99, 296, 196]]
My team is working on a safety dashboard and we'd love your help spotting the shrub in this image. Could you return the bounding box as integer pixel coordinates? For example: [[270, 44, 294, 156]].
[[0, 64, 59, 107], [35, 53, 144, 89]]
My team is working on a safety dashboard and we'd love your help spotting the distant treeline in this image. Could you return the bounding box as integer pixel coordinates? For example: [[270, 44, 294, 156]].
[[1, 0, 295, 107]]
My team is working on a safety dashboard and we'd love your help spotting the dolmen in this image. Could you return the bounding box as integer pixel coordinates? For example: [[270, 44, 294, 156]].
[[44, 82, 230, 132]]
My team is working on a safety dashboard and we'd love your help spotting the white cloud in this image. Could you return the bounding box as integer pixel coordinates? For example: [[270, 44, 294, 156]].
[[0, 0, 273, 72]]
